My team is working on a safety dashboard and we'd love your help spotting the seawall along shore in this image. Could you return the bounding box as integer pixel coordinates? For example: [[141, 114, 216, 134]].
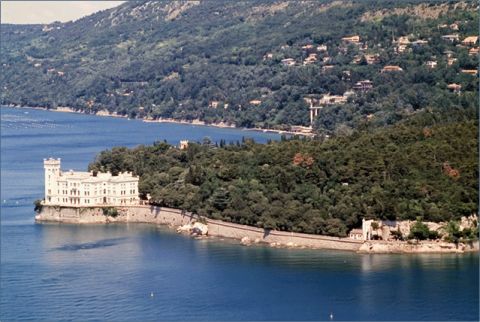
[[35, 205, 479, 254]]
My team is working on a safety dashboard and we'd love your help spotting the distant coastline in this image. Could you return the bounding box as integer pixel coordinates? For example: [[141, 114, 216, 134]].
[[3, 105, 314, 137]]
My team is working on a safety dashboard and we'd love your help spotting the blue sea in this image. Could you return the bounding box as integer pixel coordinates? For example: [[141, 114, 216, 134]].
[[1, 106, 478, 321]]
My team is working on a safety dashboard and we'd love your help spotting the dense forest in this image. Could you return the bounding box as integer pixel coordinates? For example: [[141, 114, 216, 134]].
[[89, 107, 478, 237], [1, 0, 478, 134]]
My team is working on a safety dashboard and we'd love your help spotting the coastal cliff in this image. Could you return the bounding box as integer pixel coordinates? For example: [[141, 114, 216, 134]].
[[35, 205, 478, 254]]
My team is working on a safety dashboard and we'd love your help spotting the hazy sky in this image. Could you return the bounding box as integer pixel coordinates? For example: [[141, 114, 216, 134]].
[[1, 1, 125, 24]]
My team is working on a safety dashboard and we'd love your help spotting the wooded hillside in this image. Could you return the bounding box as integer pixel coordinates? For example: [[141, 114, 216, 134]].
[[1, 0, 478, 134], [89, 108, 478, 237]]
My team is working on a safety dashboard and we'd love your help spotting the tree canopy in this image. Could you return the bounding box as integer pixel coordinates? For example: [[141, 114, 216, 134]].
[[89, 108, 478, 237]]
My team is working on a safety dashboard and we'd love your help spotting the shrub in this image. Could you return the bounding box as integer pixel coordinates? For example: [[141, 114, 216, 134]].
[[408, 220, 438, 240], [390, 229, 404, 241], [443, 220, 479, 243], [102, 207, 119, 217], [34, 199, 44, 213]]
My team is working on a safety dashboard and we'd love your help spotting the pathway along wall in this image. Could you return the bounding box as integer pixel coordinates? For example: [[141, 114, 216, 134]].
[[36, 205, 362, 251], [36, 205, 478, 253]]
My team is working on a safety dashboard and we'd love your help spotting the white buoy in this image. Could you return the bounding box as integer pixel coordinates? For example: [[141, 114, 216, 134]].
[[330, 312, 334, 320], [150, 292, 154, 297]]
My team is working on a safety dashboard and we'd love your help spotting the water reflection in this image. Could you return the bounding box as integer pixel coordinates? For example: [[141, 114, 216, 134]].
[[173, 231, 478, 273], [52, 237, 128, 251]]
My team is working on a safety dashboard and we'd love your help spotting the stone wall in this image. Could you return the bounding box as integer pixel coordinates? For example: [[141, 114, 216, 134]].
[[205, 218, 362, 251], [36, 205, 478, 253], [37, 205, 106, 223], [36, 205, 362, 251], [36, 205, 197, 226]]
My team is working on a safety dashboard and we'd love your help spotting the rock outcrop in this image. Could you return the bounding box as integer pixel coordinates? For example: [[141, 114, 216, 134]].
[[241, 237, 251, 245], [358, 240, 479, 253], [364, 215, 478, 241], [177, 222, 208, 236]]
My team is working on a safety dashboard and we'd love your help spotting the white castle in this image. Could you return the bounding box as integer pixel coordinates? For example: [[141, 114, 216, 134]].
[[44, 158, 139, 206]]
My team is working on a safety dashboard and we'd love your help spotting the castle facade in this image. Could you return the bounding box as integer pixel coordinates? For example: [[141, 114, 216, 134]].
[[44, 158, 139, 206]]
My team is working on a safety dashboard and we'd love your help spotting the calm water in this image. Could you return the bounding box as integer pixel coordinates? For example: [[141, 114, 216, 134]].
[[1, 107, 478, 321]]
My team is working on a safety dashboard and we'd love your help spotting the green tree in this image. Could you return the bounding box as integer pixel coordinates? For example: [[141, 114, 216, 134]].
[[34, 199, 43, 213], [443, 220, 462, 244], [408, 220, 438, 240]]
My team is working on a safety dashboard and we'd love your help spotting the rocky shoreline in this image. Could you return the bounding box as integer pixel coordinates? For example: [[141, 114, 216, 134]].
[[35, 205, 479, 254]]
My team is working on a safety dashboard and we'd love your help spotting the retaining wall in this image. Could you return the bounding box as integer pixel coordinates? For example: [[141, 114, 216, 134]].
[[205, 217, 362, 251], [36, 205, 478, 253], [36, 205, 362, 251]]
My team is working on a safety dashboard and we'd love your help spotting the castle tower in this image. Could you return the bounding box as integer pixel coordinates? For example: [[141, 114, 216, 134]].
[[362, 218, 372, 241], [44, 158, 61, 204]]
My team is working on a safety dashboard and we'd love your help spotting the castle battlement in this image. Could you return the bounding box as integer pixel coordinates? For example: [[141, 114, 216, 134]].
[[44, 157, 61, 165]]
